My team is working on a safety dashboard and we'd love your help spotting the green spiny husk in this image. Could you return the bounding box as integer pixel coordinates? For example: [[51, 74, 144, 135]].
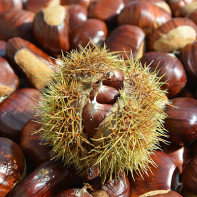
[[36, 43, 170, 183]]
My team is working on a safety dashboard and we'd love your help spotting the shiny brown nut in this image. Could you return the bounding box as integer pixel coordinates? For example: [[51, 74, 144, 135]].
[[89, 84, 120, 104], [56, 188, 92, 197], [180, 41, 197, 82], [9, 161, 73, 197], [130, 151, 178, 197], [148, 18, 197, 52], [0, 40, 6, 57], [124, 0, 171, 14], [0, 0, 22, 14], [162, 143, 190, 174], [33, 5, 69, 56], [166, 0, 196, 17], [118, 1, 171, 34], [140, 52, 187, 98], [0, 57, 19, 98], [182, 156, 197, 195], [188, 9, 197, 25], [0, 88, 42, 142], [147, 191, 183, 197], [24, 0, 60, 13], [20, 118, 51, 168], [102, 172, 130, 197], [106, 25, 145, 59], [176, 88, 195, 98], [69, 19, 108, 49], [67, 4, 87, 33], [60, 0, 90, 7], [82, 101, 113, 137], [6, 37, 55, 90], [0, 137, 26, 197], [191, 140, 197, 155], [0, 9, 34, 41], [180, 1, 197, 16], [88, 0, 124, 24], [164, 97, 197, 146]]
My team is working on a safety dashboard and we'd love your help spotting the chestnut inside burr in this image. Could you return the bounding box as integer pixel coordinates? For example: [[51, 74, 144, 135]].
[[82, 69, 123, 138]]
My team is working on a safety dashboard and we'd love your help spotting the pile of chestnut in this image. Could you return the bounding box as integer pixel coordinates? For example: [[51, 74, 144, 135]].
[[0, 0, 197, 196]]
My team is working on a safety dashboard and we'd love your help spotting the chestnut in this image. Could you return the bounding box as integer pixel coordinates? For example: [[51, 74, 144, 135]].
[[191, 140, 197, 156], [106, 25, 145, 59], [0, 137, 25, 197], [180, 1, 197, 17], [0, 8, 34, 41], [82, 100, 113, 137], [67, 4, 87, 33], [9, 161, 73, 197], [140, 52, 187, 98], [69, 19, 108, 49], [6, 37, 55, 90], [102, 172, 130, 197], [33, 5, 69, 56], [147, 191, 183, 197], [148, 18, 197, 52], [166, 0, 195, 17], [118, 1, 171, 34], [189, 9, 197, 25], [182, 156, 197, 195], [88, 0, 125, 25], [60, 0, 90, 8], [124, 0, 171, 14], [0, 88, 42, 142], [161, 143, 190, 174], [164, 97, 197, 146], [130, 151, 178, 196], [0, 57, 19, 98], [0, 40, 6, 57], [56, 188, 92, 197], [180, 41, 197, 83], [24, 0, 60, 13], [0, 0, 22, 14], [20, 118, 51, 168]]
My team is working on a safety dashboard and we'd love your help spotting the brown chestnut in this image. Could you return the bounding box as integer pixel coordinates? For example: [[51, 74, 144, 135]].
[[6, 37, 55, 90], [33, 5, 69, 55], [24, 0, 60, 13], [0, 57, 19, 98], [0, 8, 34, 41], [0, 40, 6, 57], [0, 137, 25, 197], [9, 161, 73, 197], [140, 52, 187, 98], [70, 19, 107, 49], [60, 0, 90, 8], [0, 88, 42, 142], [182, 156, 197, 195], [118, 1, 171, 34], [166, 0, 195, 17], [67, 4, 87, 33], [88, 0, 125, 24], [180, 41, 197, 83], [189, 9, 197, 25], [20, 118, 51, 168], [69, 19, 108, 49], [162, 143, 190, 174], [164, 97, 197, 146], [180, 1, 197, 16], [130, 151, 178, 197], [0, 0, 22, 14], [56, 188, 92, 197], [148, 18, 197, 52], [106, 25, 145, 59]]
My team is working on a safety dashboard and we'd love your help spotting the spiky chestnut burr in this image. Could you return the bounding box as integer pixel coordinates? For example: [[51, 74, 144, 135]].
[[36, 43, 170, 183]]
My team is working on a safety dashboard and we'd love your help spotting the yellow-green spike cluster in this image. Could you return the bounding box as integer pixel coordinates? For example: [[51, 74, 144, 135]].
[[36, 43, 170, 183]]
